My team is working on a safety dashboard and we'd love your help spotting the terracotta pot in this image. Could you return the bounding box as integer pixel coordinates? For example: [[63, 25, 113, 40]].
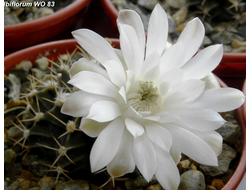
[[213, 53, 246, 90], [4, 0, 92, 50], [217, 78, 246, 190], [101, 0, 118, 29], [241, 79, 246, 125], [4, 39, 245, 190]]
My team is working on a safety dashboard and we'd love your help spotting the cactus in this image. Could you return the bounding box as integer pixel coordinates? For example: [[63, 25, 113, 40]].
[[4, 41, 243, 190], [4, 47, 102, 184]]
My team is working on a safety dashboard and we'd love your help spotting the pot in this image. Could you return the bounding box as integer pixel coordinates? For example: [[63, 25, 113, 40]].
[[241, 79, 246, 125], [213, 53, 246, 90], [4, 0, 92, 50], [100, 0, 118, 29], [4, 39, 245, 190]]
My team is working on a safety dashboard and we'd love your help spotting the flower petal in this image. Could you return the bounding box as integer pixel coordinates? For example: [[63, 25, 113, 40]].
[[157, 109, 180, 124], [117, 9, 145, 57], [177, 17, 205, 67], [123, 106, 142, 118], [68, 71, 117, 98], [165, 124, 218, 166], [189, 88, 245, 112], [72, 29, 121, 64], [90, 118, 125, 172], [118, 86, 127, 104], [118, 23, 144, 74], [86, 101, 121, 122], [143, 64, 160, 81], [125, 70, 135, 92], [202, 73, 221, 90], [107, 129, 135, 177], [146, 4, 169, 58], [171, 79, 205, 102], [182, 44, 223, 80], [80, 118, 109, 137], [154, 145, 180, 190], [145, 123, 172, 151], [103, 60, 126, 87], [133, 133, 157, 181], [140, 51, 161, 78], [162, 91, 186, 110], [159, 82, 169, 97], [179, 108, 226, 131], [125, 118, 145, 138], [69, 58, 108, 79], [158, 69, 184, 89], [114, 48, 128, 70], [192, 130, 223, 156], [160, 41, 186, 72], [170, 144, 182, 164], [61, 91, 111, 117]]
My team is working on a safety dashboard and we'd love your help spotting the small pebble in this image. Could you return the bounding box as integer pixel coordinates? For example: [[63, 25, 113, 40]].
[[178, 170, 205, 190], [20, 170, 34, 180], [190, 163, 197, 170], [202, 36, 212, 46], [4, 149, 17, 166], [29, 187, 40, 190], [34, 8, 54, 19], [55, 180, 89, 190], [231, 40, 246, 52], [177, 159, 190, 174], [216, 122, 241, 146], [125, 175, 158, 190], [220, 169, 234, 185], [147, 183, 162, 190], [231, 39, 246, 48], [112, 0, 127, 10], [232, 46, 246, 53], [176, 22, 186, 33], [167, 0, 187, 9], [200, 144, 237, 176], [20, 179, 31, 190], [38, 176, 54, 190], [173, 7, 188, 25], [138, 0, 158, 10], [206, 185, 217, 190], [211, 179, 224, 190], [7, 179, 25, 190]]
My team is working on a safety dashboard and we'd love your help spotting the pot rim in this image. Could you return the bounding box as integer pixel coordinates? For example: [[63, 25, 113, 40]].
[[241, 79, 246, 125], [4, 39, 246, 190], [216, 78, 246, 190], [4, 0, 92, 34]]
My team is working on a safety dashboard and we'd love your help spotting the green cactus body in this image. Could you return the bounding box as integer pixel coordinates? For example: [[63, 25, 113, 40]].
[[4, 48, 97, 183]]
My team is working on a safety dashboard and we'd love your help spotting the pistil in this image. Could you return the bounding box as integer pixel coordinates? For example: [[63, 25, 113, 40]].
[[127, 81, 161, 114]]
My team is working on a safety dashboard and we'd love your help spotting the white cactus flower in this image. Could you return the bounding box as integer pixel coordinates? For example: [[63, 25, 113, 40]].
[[61, 4, 245, 190]]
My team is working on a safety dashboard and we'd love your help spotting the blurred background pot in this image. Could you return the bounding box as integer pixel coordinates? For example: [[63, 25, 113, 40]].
[[4, 39, 245, 190], [101, 0, 118, 29], [4, 0, 92, 51], [213, 53, 246, 90], [217, 79, 246, 190], [241, 79, 246, 125]]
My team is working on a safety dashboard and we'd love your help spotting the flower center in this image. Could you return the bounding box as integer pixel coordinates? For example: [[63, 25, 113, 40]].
[[127, 81, 161, 114]]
